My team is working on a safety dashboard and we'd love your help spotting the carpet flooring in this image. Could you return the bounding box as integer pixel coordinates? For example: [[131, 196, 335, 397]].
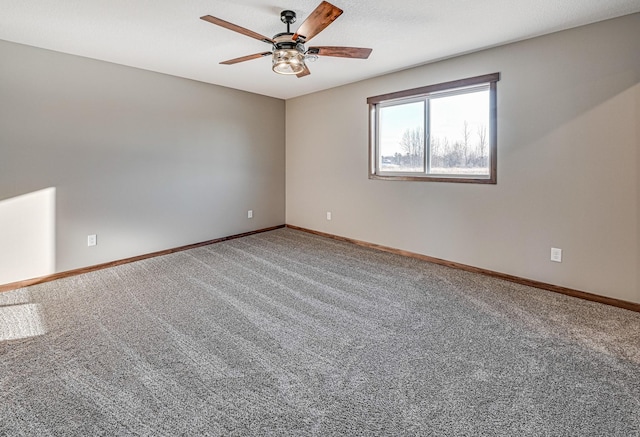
[[1, 228, 639, 436]]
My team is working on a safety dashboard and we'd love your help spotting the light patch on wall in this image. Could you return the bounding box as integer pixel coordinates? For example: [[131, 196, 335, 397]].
[[0, 187, 56, 284], [0, 303, 46, 341]]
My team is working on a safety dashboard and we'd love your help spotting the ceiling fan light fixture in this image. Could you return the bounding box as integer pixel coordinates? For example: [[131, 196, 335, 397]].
[[272, 48, 306, 75]]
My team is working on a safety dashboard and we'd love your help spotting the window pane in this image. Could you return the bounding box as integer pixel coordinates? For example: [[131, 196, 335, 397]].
[[379, 101, 425, 173], [429, 89, 490, 175]]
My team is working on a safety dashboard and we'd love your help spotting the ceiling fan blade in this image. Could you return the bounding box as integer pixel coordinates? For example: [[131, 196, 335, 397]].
[[296, 64, 311, 78], [292, 1, 343, 43], [201, 15, 274, 44], [308, 46, 372, 59], [220, 52, 272, 65]]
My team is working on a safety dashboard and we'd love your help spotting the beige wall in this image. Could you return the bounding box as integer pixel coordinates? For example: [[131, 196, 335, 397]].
[[286, 14, 640, 304], [0, 40, 285, 281]]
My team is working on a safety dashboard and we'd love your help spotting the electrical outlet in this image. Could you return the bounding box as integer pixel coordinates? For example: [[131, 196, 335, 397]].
[[88, 234, 97, 247], [326, 212, 332, 221], [248, 210, 253, 219], [551, 247, 562, 263]]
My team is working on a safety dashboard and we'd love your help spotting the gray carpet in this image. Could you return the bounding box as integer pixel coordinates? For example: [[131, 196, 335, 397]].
[[1, 228, 639, 436]]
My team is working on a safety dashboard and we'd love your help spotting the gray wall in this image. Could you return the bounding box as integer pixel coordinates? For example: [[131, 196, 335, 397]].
[[0, 40, 285, 281], [286, 14, 640, 304]]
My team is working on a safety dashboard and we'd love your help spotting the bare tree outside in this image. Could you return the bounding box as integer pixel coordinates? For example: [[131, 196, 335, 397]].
[[387, 121, 489, 174], [399, 127, 424, 171], [462, 121, 471, 166], [477, 125, 487, 167]]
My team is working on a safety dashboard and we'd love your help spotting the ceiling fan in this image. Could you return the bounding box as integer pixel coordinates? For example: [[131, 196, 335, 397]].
[[200, 1, 372, 78]]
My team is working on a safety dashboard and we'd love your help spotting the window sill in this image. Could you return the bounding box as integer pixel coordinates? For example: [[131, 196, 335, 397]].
[[369, 173, 496, 184]]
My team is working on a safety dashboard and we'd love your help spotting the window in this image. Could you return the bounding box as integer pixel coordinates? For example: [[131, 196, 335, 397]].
[[368, 73, 499, 183]]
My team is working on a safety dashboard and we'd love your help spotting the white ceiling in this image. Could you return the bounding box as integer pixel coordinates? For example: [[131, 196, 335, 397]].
[[1, 1, 639, 100]]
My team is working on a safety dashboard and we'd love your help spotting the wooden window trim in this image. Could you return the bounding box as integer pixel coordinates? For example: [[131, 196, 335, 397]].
[[368, 73, 500, 184]]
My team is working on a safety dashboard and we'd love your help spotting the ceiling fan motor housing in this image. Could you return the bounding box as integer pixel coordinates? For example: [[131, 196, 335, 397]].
[[272, 34, 305, 53]]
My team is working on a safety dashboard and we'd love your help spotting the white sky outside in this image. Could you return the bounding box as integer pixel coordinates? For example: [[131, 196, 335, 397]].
[[379, 89, 489, 155]]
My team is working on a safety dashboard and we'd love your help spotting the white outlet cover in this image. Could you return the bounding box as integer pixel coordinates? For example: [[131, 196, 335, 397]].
[[326, 212, 332, 221], [551, 247, 562, 262], [88, 234, 97, 247], [248, 210, 253, 219]]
